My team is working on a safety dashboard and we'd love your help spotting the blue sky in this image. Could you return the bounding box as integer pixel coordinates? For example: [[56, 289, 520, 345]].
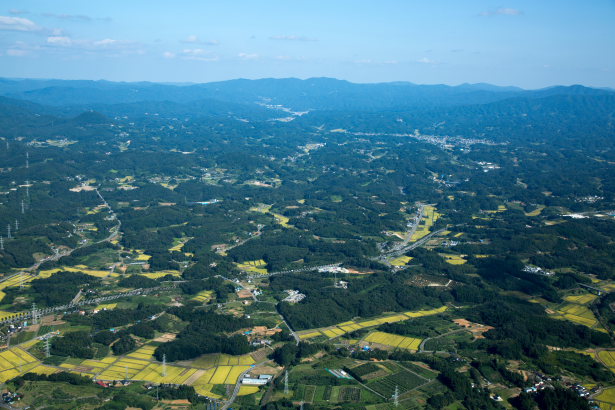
[[0, 1, 613, 88]]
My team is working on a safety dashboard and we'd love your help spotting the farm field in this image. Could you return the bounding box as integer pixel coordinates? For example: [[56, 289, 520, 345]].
[[598, 350, 615, 369], [297, 306, 447, 340], [363, 331, 422, 351], [596, 387, 615, 410], [235, 259, 268, 274], [192, 290, 214, 303], [439, 254, 467, 265], [390, 256, 413, 267], [0, 338, 259, 401], [140, 270, 181, 279], [564, 294, 598, 305], [410, 205, 441, 242], [364, 362, 430, 398], [555, 303, 601, 329]]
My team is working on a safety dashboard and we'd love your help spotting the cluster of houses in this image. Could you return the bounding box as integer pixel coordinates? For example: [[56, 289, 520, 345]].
[[522, 265, 554, 276], [283, 290, 305, 303]]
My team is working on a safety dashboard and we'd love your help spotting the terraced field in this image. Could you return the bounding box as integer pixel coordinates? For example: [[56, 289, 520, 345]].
[[192, 290, 214, 303]]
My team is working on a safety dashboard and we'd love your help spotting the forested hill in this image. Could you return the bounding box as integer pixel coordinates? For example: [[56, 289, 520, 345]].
[[297, 94, 615, 147]]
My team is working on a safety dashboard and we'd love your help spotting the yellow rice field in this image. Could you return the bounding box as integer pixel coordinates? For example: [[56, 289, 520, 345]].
[[596, 387, 615, 409], [440, 254, 467, 265], [556, 303, 599, 328], [298, 306, 448, 340], [236, 259, 268, 274], [564, 294, 597, 305], [410, 205, 441, 242], [140, 270, 181, 279], [238, 386, 260, 396], [599, 351, 615, 368], [192, 290, 214, 303], [363, 331, 422, 351], [390, 256, 413, 267]]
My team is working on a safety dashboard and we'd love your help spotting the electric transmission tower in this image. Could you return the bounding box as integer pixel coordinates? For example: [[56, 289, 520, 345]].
[[0, 236, 3, 251], [15, 219, 18, 231], [7, 224, 11, 239], [392, 385, 399, 407], [44, 338, 51, 358], [31, 303, 38, 325], [21, 199, 25, 214], [162, 353, 167, 377], [284, 370, 289, 395]]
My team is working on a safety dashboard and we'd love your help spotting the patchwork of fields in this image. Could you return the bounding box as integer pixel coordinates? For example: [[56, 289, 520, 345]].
[[297, 306, 447, 340], [0, 340, 260, 400], [410, 205, 441, 242]]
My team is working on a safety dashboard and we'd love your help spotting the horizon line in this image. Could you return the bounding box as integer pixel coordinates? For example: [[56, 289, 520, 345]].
[[3, 75, 614, 92]]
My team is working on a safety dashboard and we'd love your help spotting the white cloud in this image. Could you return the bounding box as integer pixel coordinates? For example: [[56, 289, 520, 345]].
[[479, 8, 523, 16], [0, 16, 40, 31], [8, 9, 29, 15], [238, 52, 259, 60], [182, 35, 219, 45], [180, 48, 218, 61], [163, 51, 176, 59], [47, 36, 72, 46], [93, 38, 117, 47], [269, 35, 316, 42], [6, 48, 28, 56], [417, 57, 438, 64]]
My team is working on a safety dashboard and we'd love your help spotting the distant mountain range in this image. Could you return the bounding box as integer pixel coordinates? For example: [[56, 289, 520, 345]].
[[1, 77, 613, 114], [0, 77, 613, 148]]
